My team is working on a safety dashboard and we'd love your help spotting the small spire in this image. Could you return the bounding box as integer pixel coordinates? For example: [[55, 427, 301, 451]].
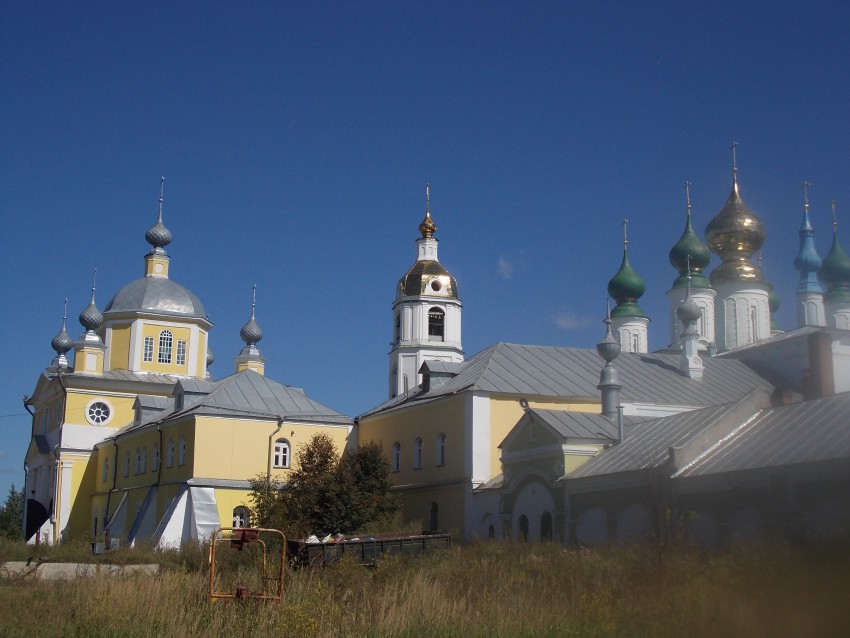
[[730, 140, 738, 188], [239, 284, 263, 346], [418, 182, 437, 238], [90, 268, 97, 303], [158, 177, 165, 222], [802, 180, 811, 211], [623, 218, 629, 249], [684, 181, 692, 219], [832, 200, 839, 232], [146, 177, 173, 250]]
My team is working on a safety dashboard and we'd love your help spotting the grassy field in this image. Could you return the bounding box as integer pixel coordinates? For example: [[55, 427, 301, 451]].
[[1, 537, 849, 637]]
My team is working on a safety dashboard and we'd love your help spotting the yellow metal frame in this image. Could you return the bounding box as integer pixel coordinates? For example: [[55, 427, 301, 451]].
[[208, 527, 286, 604]]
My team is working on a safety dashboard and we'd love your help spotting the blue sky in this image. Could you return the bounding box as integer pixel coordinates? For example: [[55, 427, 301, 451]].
[[2, 1, 849, 498]]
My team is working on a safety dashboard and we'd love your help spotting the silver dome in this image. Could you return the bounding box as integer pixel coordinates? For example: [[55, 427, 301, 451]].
[[104, 277, 207, 320]]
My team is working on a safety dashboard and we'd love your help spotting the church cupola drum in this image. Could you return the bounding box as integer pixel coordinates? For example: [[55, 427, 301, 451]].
[[389, 185, 463, 398], [705, 144, 770, 351]]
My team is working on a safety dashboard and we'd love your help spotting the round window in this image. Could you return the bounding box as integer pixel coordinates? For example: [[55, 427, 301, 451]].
[[430, 279, 442, 292], [86, 400, 113, 426]]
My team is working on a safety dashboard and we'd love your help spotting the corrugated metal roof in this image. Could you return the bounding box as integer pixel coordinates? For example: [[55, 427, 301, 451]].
[[569, 403, 736, 478], [529, 409, 651, 441], [676, 391, 850, 477], [360, 342, 774, 418]]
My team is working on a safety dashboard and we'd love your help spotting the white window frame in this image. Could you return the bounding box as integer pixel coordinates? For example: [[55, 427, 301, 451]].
[[273, 439, 290, 468], [143, 336, 154, 362], [158, 330, 173, 364], [233, 506, 250, 528], [176, 340, 187, 366]]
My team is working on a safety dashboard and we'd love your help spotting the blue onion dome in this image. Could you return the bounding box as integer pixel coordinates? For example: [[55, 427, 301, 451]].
[[705, 181, 766, 284], [51, 317, 73, 355], [795, 203, 823, 293], [607, 248, 646, 318], [596, 315, 621, 364], [79, 291, 103, 332], [819, 231, 850, 303], [206, 347, 215, 367], [670, 215, 712, 289]]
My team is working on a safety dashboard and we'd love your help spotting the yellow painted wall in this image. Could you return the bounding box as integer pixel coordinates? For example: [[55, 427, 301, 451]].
[[65, 389, 137, 428], [214, 488, 255, 529], [396, 484, 465, 535], [112, 428, 166, 491], [192, 416, 351, 481], [64, 453, 97, 541], [195, 331, 207, 378], [158, 419, 196, 483], [139, 323, 193, 375], [358, 394, 466, 486], [108, 323, 132, 370], [489, 397, 599, 480]]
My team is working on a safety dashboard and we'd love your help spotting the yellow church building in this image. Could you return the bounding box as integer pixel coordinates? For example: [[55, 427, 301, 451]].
[[24, 185, 352, 546]]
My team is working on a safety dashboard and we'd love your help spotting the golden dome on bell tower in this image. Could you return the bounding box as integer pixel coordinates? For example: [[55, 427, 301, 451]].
[[705, 143, 766, 284]]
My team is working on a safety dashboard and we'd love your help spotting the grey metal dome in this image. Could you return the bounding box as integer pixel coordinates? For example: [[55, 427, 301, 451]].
[[145, 220, 172, 250], [206, 347, 215, 366], [677, 295, 702, 324], [104, 277, 207, 320], [79, 296, 104, 332], [51, 321, 73, 355], [240, 315, 263, 346]]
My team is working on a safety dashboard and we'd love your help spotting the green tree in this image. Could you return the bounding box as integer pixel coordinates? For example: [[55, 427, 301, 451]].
[[0, 484, 25, 540], [249, 435, 398, 539]]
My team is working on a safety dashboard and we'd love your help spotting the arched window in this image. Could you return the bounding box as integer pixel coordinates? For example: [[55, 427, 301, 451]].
[[233, 506, 250, 528], [158, 330, 173, 364], [429, 502, 439, 532], [541, 512, 553, 542], [167, 440, 175, 468], [123, 451, 130, 477], [133, 448, 140, 475], [140, 447, 147, 473], [392, 442, 401, 472], [428, 308, 445, 341], [102, 457, 109, 483], [178, 437, 186, 466], [273, 439, 290, 468], [413, 437, 423, 469], [437, 433, 446, 466], [152, 443, 159, 472], [519, 515, 529, 542], [394, 313, 401, 344]]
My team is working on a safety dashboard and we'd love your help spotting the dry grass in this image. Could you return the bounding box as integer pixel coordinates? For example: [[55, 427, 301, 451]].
[[2, 539, 849, 637]]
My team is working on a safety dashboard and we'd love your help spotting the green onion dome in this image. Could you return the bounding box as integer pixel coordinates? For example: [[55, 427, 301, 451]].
[[608, 248, 646, 318], [768, 285, 781, 331], [819, 231, 850, 304], [669, 214, 712, 289]]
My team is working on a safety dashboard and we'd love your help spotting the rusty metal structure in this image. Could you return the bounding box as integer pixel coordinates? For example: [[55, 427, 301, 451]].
[[208, 528, 286, 604]]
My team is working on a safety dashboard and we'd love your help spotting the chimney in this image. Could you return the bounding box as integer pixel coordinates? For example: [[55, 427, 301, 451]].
[[596, 312, 622, 421], [804, 331, 834, 399]]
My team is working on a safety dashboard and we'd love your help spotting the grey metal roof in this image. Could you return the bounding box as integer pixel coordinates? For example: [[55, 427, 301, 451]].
[[67, 369, 184, 385], [569, 403, 736, 479], [175, 378, 216, 394], [136, 395, 170, 409], [526, 409, 651, 442], [360, 342, 774, 418], [420, 360, 464, 375], [104, 277, 207, 321], [676, 391, 850, 477]]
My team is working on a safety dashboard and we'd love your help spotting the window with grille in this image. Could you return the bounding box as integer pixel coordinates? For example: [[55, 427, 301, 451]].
[[143, 336, 154, 362], [158, 330, 173, 363], [176, 340, 187, 366]]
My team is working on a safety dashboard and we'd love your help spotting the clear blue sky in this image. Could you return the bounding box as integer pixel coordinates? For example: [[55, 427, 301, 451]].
[[2, 1, 849, 498]]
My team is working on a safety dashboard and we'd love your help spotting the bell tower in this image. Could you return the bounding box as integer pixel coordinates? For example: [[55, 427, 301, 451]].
[[389, 185, 463, 398]]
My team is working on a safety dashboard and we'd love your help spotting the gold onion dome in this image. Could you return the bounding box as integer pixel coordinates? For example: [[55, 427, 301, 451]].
[[705, 179, 766, 284], [418, 211, 437, 238]]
